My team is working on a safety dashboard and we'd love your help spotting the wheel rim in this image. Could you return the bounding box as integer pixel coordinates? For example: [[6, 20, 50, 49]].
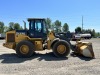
[[57, 45, 66, 54], [20, 45, 29, 54]]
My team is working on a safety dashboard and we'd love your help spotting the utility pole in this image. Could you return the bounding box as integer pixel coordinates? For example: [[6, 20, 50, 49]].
[[82, 16, 83, 33]]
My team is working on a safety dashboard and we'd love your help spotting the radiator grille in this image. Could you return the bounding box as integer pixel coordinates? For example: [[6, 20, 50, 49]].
[[7, 33, 15, 42]]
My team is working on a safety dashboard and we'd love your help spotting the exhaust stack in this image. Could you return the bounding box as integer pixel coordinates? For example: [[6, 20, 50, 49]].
[[23, 20, 26, 30]]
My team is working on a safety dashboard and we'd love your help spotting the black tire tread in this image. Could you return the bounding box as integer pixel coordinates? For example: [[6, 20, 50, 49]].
[[16, 40, 34, 58], [53, 40, 70, 57]]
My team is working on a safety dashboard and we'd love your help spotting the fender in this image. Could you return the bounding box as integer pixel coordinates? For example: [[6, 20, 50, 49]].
[[50, 38, 60, 48]]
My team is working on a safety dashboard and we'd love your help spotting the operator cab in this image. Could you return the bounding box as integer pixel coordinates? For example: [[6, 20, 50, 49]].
[[27, 18, 47, 39]]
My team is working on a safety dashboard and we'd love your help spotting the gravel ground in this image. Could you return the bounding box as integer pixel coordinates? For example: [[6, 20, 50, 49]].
[[0, 38, 100, 75]]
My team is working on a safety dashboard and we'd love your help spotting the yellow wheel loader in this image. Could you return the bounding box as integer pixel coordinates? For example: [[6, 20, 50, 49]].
[[3, 18, 95, 58]]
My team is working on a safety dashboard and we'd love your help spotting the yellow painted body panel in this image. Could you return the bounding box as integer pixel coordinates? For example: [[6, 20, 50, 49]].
[[3, 42, 16, 49], [15, 34, 43, 43], [4, 31, 57, 51], [47, 31, 56, 49], [80, 45, 87, 50], [4, 30, 45, 51], [15, 34, 28, 43], [35, 41, 43, 50]]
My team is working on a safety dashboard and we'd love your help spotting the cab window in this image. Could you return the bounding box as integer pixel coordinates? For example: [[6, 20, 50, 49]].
[[35, 20, 42, 32], [43, 21, 47, 33]]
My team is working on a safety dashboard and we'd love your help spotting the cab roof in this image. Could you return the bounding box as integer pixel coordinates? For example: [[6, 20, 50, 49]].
[[27, 18, 45, 21]]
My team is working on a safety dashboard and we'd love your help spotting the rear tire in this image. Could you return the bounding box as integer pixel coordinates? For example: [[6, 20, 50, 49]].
[[16, 40, 34, 58], [53, 40, 70, 57]]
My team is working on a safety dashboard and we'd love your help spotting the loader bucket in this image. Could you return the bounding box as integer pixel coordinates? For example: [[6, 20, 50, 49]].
[[75, 41, 95, 58]]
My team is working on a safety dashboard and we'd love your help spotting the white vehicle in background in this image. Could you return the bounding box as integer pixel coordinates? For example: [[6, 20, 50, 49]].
[[97, 36, 100, 38], [71, 34, 81, 41], [0, 33, 6, 39], [80, 33, 91, 39], [71, 33, 91, 41]]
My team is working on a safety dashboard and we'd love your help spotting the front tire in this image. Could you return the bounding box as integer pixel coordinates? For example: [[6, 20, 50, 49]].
[[16, 40, 34, 58], [53, 40, 70, 57]]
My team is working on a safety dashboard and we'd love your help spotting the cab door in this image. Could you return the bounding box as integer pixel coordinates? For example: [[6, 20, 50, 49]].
[[28, 19, 47, 39], [34, 20, 43, 38], [34, 20, 47, 40]]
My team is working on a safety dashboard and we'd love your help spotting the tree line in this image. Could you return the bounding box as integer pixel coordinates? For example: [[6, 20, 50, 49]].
[[0, 18, 100, 37], [45, 18, 100, 37], [0, 22, 23, 33], [45, 18, 69, 33]]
